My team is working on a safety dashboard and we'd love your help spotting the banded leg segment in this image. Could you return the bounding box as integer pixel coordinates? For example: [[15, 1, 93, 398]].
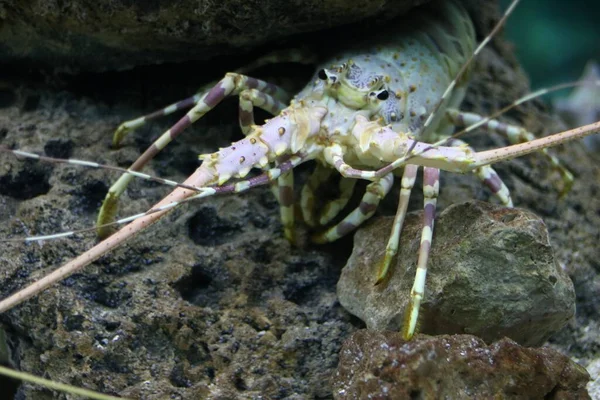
[[375, 164, 419, 283], [97, 73, 289, 238], [403, 167, 440, 340], [446, 109, 574, 196], [113, 94, 202, 147], [277, 171, 296, 243], [238, 89, 287, 135], [324, 144, 378, 180], [447, 138, 513, 207], [311, 173, 394, 243]]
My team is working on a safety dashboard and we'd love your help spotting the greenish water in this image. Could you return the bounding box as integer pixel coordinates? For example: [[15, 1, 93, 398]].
[[501, 0, 599, 97]]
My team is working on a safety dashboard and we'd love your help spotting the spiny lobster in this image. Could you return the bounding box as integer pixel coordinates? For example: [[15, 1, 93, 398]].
[[0, 0, 598, 345]]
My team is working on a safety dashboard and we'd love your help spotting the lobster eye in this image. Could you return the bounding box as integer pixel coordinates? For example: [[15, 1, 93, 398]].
[[318, 69, 327, 80], [377, 90, 389, 100]]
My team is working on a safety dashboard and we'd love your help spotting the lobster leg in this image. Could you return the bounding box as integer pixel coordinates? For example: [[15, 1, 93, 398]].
[[97, 73, 290, 238], [446, 109, 574, 196], [276, 171, 296, 243], [375, 164, 419, 283], [403, 167, 440, 340], [311, 173, 394, 243], [112, 93, 203, 147], [238, 88, 300, 241], [374, 142, 511, 284], [238, 89, 288, 134], [446, 138, 513, 207], [112, 47, 314, 146]]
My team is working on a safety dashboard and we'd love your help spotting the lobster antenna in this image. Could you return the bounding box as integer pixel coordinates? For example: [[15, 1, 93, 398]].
[[405, 0, 521, 155], [1, 154, 306, 243], [372, 78, 600, 178], [399, 79, 600, 166], [0, 146, 205, 193]]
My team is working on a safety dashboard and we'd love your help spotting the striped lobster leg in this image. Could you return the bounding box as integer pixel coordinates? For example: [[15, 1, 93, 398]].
[[446, 138, 513, 207], [239, 88, 298, 242], [446, 109, 574, 196], [375, 164, 419, 283], [97, 73, 290, 238], [311, 173, 394, 243], [403, 167, 440, 340], [112, 93, 204, 148], [275, 170, 296, 243]]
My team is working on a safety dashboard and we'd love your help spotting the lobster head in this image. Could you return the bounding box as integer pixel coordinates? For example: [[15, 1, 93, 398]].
[[316, 60, 391, 113]]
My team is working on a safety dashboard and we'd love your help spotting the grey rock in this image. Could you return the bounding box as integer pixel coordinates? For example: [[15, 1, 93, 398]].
[[337, 201, 576, 346], [0, 0, 429, 71]]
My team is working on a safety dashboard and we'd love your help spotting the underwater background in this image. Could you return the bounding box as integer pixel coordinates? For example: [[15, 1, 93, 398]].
[[501, 0, 599, 98]]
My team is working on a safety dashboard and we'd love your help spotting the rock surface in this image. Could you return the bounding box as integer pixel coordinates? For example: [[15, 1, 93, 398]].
[[0, 0, 428, 71], [0, 1, 598, 399], [333, 330, 591, 399], [337, 201, 576, 347]]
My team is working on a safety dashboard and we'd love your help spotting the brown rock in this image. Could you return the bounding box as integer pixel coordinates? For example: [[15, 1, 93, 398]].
[[333, 331, 591, 399]]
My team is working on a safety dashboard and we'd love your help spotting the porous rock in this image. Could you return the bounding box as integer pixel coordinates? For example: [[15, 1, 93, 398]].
[[0, 0, 429, 71], [1, 0, 599, 398], [337, 200, 576, 346], [332, 330, 591, 399]]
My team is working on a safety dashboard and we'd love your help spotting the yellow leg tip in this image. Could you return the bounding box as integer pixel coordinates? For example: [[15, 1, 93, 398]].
[[374, 255, 393, 285], [96, 194, 120, 239], [284, 228, 297, 246], [401, 298, 422, 341], [112, 123, 135, 148]]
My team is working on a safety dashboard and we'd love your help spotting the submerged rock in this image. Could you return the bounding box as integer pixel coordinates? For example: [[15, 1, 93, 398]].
[[0, 0, 428, 71], [333, 331, 591, 399], [337, 201, 576, 346]]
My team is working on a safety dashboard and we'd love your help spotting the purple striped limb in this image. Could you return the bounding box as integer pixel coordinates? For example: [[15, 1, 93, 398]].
[[112, 93, 202, 148], [276, 171, 296, 243], [311, 173, 394, 243], [238, 89, 288, 135], [375, 164, 419, 283], [447, 138, 513, 207], [403, 167, 440, 340], [97, 73, 289, 238], [447, 109, 574, 197], [323, 143, 378, 180]]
